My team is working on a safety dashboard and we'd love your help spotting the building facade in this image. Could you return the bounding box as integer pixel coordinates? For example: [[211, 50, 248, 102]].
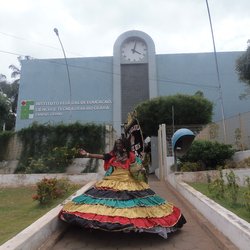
[[16, 30, 250, 135]]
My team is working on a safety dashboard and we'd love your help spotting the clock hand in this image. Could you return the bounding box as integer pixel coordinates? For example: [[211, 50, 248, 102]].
[[134, 50, 141, 55], [131, 41, 137, 53], [133, 41, 137, 50]]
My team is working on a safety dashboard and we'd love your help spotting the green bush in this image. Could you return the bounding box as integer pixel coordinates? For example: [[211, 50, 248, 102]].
[[16, 122, 105, 173], [45, 147, 77, 172], [179, 140, 235, 170], [26, 158, 49, 173], [25, 147, 77, 173], [136, 94, 213, 137]]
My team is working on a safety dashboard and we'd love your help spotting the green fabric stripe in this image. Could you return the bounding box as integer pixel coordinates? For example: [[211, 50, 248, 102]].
[[72, 195, 165, 208]]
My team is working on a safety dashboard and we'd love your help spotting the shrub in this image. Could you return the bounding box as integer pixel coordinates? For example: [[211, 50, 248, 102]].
[[25, 147, 77, 173], [26, 158, 49, 173], [236, 157, 250, 169], [44, 147, 77, 172], [224, 160, 237, 169], [179, 140, 235, 170], [179, 162, 203, 172], [225, 170, 239, 205], [243, 177, 250, 211], [208, 168, 225, 199], [32, 177, 71, 204]]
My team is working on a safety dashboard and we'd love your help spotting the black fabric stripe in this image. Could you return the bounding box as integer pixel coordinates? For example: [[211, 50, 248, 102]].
[[175, 214, 187, 228], [85, 187, 156, 200], [62, 213, 133, 231]]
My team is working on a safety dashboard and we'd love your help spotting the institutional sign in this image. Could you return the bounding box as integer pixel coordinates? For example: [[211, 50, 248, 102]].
[[20, 99, 112, 120]]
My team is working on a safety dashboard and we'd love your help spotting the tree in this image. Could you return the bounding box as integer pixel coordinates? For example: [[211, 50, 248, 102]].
[[135, 93, 213, 136], [8, 56, 32, 114], [0, 74, 6, 82], [0, 55, 31, 130], [9, 64, 21, 79], [235, 42, 250, 99], [8, 57, 21, 111], [0, 91, 11, 130], [0, 78, 18, 130]]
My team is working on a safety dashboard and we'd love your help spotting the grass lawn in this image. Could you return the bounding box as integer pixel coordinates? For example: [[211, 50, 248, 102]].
[[0, 185, 80, 245], [188, 182, 250, 223]]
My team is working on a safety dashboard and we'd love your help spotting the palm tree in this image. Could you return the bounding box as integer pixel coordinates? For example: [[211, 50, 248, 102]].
[[0, 91, 11, 130], [9, 55, 32, 79], [3, 55, 33, 129], [9, 64, 21, 79], [8, 56, 32, 114], [0, 74, 6, 82]]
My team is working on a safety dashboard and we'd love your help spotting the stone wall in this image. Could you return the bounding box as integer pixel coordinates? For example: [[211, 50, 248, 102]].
[[0, 134, 22, 174], [233, 149, 250, 162], [174, 168, 250, 186], [4, 134, 22, 160], [0, 173, 103, 187], [0, 127, 114, 174]]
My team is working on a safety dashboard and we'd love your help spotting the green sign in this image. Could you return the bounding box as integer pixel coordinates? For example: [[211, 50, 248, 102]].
[[20, 100, 35, 119]]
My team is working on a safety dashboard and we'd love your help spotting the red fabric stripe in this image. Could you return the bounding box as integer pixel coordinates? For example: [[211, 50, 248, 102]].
[[62, 206, 181, 229]]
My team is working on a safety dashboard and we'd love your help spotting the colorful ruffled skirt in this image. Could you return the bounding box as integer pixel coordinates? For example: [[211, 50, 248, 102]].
[[59, 167, 186, 239]]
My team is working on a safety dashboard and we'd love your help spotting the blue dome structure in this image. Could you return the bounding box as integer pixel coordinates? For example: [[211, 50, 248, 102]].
[[172, 128, 195, 157]]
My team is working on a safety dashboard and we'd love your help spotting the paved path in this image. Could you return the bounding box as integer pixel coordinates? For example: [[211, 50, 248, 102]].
[[51, 175, 238, 250]]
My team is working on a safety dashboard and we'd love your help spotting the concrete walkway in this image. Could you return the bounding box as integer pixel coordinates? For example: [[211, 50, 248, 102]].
[[49, 175, 238, 250]]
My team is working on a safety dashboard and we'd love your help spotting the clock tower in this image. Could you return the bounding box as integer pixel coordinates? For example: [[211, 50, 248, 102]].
[[113, 30, 157, 134]]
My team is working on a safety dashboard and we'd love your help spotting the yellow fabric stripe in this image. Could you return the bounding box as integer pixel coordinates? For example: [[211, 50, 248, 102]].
[[95, 168, 149, 191], [95, 180, 149, 191], [63, 202, 174, 218]]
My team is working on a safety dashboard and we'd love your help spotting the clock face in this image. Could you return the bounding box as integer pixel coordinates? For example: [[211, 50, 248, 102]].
[[121, 39, 147, 62]]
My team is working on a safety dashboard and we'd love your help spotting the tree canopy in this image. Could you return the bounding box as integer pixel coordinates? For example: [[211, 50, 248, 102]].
[[135, 93, 213, 137], [0, 92, 12, 129], [0, 65, 20, 130], [235, 45, 250, 98]]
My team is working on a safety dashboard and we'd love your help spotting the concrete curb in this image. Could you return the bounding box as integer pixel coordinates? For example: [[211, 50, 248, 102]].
[[0, 181, 96, 250], [167, 173, 250, 250], [2, 174, 250, 250]]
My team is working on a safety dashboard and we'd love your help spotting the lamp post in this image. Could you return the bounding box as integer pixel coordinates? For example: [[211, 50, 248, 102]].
[[53, 28, 72, 122], [205, 0, 227, 143]]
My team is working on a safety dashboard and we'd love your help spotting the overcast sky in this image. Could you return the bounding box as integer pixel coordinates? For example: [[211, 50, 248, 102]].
[[0, 0, 250, 80]]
